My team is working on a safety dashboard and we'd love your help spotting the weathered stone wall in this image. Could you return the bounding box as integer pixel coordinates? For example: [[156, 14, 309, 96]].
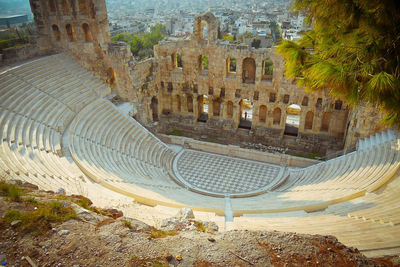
[[149, 33, 350, 153], [26, 5, 387, 154]]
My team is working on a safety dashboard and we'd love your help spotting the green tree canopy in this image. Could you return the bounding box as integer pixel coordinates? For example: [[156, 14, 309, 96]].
[[277, 0, 400, 125], [111, 24, 166, 60]]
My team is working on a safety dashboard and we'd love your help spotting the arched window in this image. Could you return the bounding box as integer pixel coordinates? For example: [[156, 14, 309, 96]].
[[106, 67, 116, 87], [227, 56, 236, 73], [187, 96, 193, 113], [61, 0, 70, 14], [78, 0, 88, 14], [213, 98, 221, 116], [226, 101, 233, 118], [151, 97, 158, 121], [321, 112, 331, 132], [305, 111, 314, 129], [242, 57, 256, 83], [65, 24, 76, 41], [259, 105, 267, 122], [199, 55, 208, 71], [174, 95, 181, 112], [273, 107, 281, 125], [301, 96, 309, 106], [82, 23, 93, 42], [262, 59, 273, 80], [52, 24, 61, 41], [334, 100, 343, 110], [49, 0, 56, 12]]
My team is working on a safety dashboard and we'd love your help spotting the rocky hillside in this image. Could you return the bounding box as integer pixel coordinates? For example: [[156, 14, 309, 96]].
[[0, 180, 398, 267]]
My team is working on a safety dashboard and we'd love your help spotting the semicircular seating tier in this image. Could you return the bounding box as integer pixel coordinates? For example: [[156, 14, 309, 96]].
[[1, 53, 400, 256]]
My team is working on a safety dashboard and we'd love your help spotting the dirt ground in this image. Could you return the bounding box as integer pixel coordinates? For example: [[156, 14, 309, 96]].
[[0, 186, 399, 267]]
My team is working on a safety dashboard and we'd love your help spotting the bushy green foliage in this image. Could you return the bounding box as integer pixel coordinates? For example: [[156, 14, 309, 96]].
[[149, 229, 178, 239], [277, 0, 400, 125], [0, 181, 22, 201], [167, 129, 183, 136], [111, 24, 166, 60], [222, 34, 234, 43], [2, 200, 77, 235]]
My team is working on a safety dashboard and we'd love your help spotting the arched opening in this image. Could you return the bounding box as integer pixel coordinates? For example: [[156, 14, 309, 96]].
[[213, 98, 221, 116], [199, 55, 208, 73], [197, 95, 208, 122], [302, 96, 309, 106], [174, 95, 181, 112], [262, 59, 273, 80], [78, 0, 88, 14], [201, 21, 208, 39], [151, 97, 159, 121], [177, 53, 182, 68], [242, 58, 256, 83], [305, 111, 314, 130], [239, 99, 253, 129], [226, 56, 236, 73], [106, 67, 116, 87], [49, 0, 56, 12], [187, 95, 193, 113], [273, 107, 281, 125], [61, 0, 70, 14], [65, 24, 77, 41], [52, 24, 61, 41], [334, 100, 343, 110], [321, 112, 331, 132], [82, 23, 93, 42], [259, 105, 267, 123], [226, 101, 233, 118], [284, 104, 301, 136], [283, 94, 290, 104]]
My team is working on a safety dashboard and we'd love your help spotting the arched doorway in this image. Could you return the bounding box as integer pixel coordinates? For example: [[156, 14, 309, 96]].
[[150, 97, 158, 121], [239, 99, 253, 129], [197, 95, 208, 122], [106, 67, 116, 87], [273, 107, 281, 125], [284, 104, 301, 136], [242, 58, 256, 83], [52, 24, 61, 41]]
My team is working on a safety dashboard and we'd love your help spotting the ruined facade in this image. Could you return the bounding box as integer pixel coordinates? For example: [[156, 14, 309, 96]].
[[24, 2, 387, 155]]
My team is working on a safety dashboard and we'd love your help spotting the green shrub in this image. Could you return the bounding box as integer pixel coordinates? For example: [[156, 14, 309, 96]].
[[3, 209, 22, 224], [167, 129, 182, 136], [2, 200, 77, 235], [0, 181, 22, 201], [149, 228, 178, 239], [122, 220, 132, 229]]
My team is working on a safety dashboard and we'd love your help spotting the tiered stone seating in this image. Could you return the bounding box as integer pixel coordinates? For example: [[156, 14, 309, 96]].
[[68, 98, 226, 212], [1, 53, 400, 256]]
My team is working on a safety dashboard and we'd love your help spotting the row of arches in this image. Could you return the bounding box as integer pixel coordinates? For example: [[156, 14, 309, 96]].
[[171, 53, 273, 83], [49, 0, 95, 18], [151, 95, 332, 133], [52, 23, 93, 42]]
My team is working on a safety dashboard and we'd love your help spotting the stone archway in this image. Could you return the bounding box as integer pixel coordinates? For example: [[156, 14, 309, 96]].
[[284, 104, 301, 136], [242, 58, 256, 83]]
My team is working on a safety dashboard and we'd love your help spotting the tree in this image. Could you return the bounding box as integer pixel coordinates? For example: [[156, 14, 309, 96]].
[[277, 0, 400, 125], [110, 24, 166, 60]]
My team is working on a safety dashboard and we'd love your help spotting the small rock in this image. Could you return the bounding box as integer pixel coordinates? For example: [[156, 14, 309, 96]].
[[207, 237, 216, 242], [175, 255, 182, 261], [163, 252, 173, 261], [103, 208, 123, 219], [175, 208, 194, 220], [10, 220, 22, 227], [56, 188, 66, 195], [58, 230, 70, 236], [39, 240, 51, 248]]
